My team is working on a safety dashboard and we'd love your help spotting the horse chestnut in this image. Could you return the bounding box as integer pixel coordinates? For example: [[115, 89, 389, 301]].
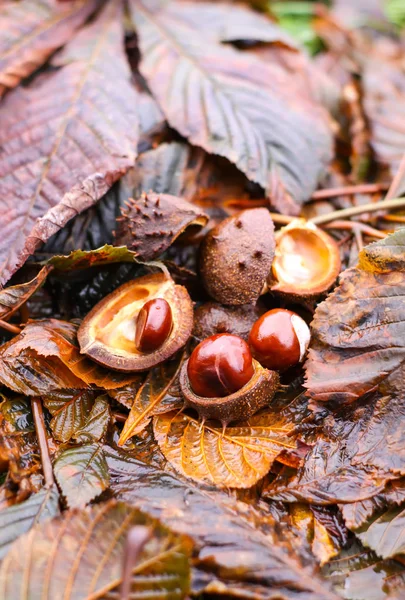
[[187, 334, 254, 398], [249, 308, 310, 371], [135, 298, 173, 353]]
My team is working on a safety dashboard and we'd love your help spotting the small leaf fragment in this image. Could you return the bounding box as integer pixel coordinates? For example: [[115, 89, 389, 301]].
[[54, 443, 109, 509]]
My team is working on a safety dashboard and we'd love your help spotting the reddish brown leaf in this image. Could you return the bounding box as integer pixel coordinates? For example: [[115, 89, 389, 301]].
[[0, 266, 51, 321], [0, 0, 139, 287], [162, 1, 298, 47], [0, 0, 101, 96], [305, 229, 405, 405], [129, 0, 332, 214], [0, 319, 140, 394]]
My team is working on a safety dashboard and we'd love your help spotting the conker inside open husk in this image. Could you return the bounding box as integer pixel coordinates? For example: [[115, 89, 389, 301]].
[[180, 333, 279, 425], [268, 219, 341, 299], [78, 272, 193, 372]]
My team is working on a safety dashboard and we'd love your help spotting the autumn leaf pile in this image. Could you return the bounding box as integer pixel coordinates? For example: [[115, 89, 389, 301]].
[[0, 0, 405, 599]]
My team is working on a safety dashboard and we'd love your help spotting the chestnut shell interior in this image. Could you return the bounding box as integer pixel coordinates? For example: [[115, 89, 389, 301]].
[[78, 272, 193, 371], [270, 222, 341, 295]]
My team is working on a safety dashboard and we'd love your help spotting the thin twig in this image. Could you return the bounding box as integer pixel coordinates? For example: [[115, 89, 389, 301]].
[[385, 153, 405, 200], [310, 197, 405, 226], [113, 411, 128, 423], [311, 182, 388, 200], [268, 212, 294, 225], [120, 527, 152, 600], [0, 319, 22, 335], [323, 220, 387, 239], [31, 397, 54, 488], [382, 214, 405, 224]]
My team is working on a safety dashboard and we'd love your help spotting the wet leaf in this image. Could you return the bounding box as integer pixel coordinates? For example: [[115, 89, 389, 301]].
[[0, 0, 139, 287], [130, 0, 332, 214], [290, 504, 347, 566], [0, 266, 51, 321], [358, 502, 405, 559], [119, 353, 184, 445], [0, 485, 60, 560], [115, 192, 208, 260], [322, 540, 404, 600], [0, 500, 192, 600], [340, 478, 405, 531], [54, 442, 109, 509], [0, 319, 140, 394], [73, 394, 110, 444], [106, 446, 340, 600], [43, 390, 98, 443], [154, 394, 308, 489], [0, 397, 42, 489], [0, 0, 100, 96]]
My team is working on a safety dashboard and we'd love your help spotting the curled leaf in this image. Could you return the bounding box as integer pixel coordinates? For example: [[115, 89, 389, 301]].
[[0, 266, 51, 321]]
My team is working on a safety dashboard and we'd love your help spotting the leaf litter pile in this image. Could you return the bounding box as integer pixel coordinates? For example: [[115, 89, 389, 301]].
[[1, 0, 405, 599]]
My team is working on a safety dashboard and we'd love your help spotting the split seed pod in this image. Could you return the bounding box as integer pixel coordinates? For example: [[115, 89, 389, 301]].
[[268, 219, 341, 299], [78, 272, 193, 372], [115, 192, 208, 260], [200, 208, 275, 305]]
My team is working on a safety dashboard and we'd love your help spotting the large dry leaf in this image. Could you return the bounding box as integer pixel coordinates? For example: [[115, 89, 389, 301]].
[[161, 0, 298, 46], [106, 446, 340, 600], [0, 486, 60, 560], [0, 265, 51, 321], [153, 393, 309, 488], [0, 319, 140, 394], [0, 0, 139, 287], [0, 500, 192, 600], [119, 352, 185, 445], [54, 443, 110, 508], [0, 0, 101, 96], [130, 0, 332, 214]]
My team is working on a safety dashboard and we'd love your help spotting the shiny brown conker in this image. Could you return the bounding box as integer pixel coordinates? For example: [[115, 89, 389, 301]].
[[248, 308, 310, 371], [135, 298, 173, 353], [187, 333, 254, 398]]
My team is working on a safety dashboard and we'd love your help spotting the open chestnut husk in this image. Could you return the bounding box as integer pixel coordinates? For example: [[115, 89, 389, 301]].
[[268, 219, 341, 299], [193, 302, 265, 342], [78, 272, 193, 372], [180, 334, 279, 426], [200, 208, 275, 305]]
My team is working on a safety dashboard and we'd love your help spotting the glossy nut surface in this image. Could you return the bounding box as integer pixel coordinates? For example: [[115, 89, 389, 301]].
[[187, 333, 254, 398], [249, 308, 310, 371], [135, 298, 173, 353]]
